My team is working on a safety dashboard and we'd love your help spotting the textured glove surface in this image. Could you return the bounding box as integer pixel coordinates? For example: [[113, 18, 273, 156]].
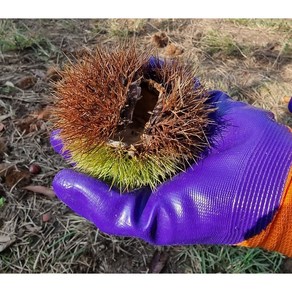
[[51, 90, 292, 245]]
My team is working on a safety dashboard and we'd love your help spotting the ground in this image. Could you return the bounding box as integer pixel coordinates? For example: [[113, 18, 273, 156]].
[[0, 19, 291, 273]]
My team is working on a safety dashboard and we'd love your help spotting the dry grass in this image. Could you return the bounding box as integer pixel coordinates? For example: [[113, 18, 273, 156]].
[[0, 19, 292, 273]]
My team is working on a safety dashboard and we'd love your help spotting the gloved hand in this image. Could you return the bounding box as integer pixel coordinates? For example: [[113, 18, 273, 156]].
[[51, 90, 292, 256]]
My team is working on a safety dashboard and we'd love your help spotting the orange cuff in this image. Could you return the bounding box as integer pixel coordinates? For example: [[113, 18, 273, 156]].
[[238, 167, 292, 257]]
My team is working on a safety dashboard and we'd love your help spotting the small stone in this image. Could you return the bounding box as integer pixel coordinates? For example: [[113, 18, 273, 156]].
[[42, 212, 51, 222], [29, 164, 41, 175]]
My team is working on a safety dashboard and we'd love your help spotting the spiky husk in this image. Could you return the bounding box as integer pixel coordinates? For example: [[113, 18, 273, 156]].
[[52, 44, 215, 191]]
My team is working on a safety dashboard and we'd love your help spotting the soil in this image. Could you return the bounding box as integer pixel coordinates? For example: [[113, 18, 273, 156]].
[[0, 19, 291, 273]]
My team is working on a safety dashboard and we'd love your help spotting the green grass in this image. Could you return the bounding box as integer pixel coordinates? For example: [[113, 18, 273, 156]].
[[282, 39, 292, 56], [93, 19, 147, 38], [0, 19, 55, 60], [175, 245, 285, 273], [201, 30, 249, 57], [0, 20, 40, 51], [0, 84, 17, 95], [0, 197, 5, 208], [230, 19, 292, 32]]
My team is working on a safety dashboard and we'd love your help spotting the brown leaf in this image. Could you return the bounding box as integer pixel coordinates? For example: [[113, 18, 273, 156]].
[[0, 138, 7, 160], [149, 251, 168, 273], [16, 106, 51, 134], [6, 170, 31, 188], [16, 115, 36, 133], [0, 123, 5, 131], [46, 66, 61, 82], [36, 105, 52, 120], [283, 96, 291, 103], [164, 43, 184, 57], [16, 115, 44, 134], [0, 163, 12, 174], [0, 235, 16, 253], [15, 75, 37, 90], [151, 32, 169, 48], [0, 163, 31, 188], [23, 185, 56, 199]]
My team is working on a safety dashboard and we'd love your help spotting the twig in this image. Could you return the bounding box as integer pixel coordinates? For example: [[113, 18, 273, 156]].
[[0, 94, 45, 103]]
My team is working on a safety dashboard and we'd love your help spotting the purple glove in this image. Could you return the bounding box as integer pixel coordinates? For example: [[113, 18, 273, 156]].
[[288, 97, 292, 113], [51, 90, 292, 246]]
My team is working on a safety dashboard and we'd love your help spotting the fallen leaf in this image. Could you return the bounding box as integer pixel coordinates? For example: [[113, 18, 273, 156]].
[[23, 185, 56, 199], [16, 106, 51, 134], [0, 234, 16, 253], [151, 32, 169, 48], [0, 163, 31, 188], [0, 113, 13, 122], [46, 66, 61, 82], [15, 115, 34, 133], [36, 105, 52, 120], [16, 115, 42, 134], [0, 235, 10, 242], [32, 69, 46, 80], [283, 96, 291, 103], [0, 138, 7, 159], [6, 170, 31, 188], [15, 75, 37, 90], [0, 123, 5, 131], [0, 163, 12, 174], [149, 250, 168, 273], [4, 81, 15, 87], [23, 224, 41, 233], [164, 43, 184, 57]]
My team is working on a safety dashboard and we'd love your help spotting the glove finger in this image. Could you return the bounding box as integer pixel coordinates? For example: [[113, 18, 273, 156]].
[[208, 90, 232, 103], [50, 129, 72, 160], [52, 169, 152, 238], [208, 90, 276, 120], [288, 97, 292, 113]]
